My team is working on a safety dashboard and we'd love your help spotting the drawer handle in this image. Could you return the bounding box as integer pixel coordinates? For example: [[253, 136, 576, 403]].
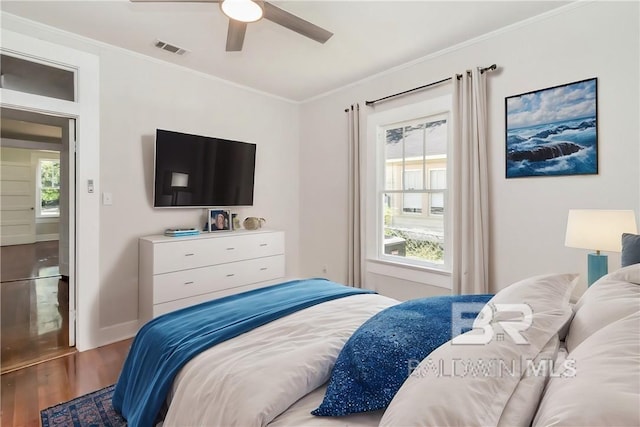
[[184, 253, 195, 257], [226, 273, 235, 277], [184, 281, 194, 285], [226, 247, 235, 251], [259, 243, 268, 247], [260, 267, 268, 271]]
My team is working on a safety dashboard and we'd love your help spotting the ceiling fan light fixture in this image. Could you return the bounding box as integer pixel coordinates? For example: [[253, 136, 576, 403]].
[[220, 0, 263, 23]]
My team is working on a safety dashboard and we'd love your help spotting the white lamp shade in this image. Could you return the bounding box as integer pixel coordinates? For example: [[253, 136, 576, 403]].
[[220, 0, 263, 23], [171, 172, 189, 188], [565, 209, 638, 252]]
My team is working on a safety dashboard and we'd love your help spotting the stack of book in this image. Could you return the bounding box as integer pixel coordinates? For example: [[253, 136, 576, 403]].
[[164, 228, 200, 237]]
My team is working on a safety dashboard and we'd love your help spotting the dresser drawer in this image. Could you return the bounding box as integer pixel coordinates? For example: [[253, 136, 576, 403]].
[[153, 254, 285, 304], [152, 281, 271, 318], [152, 232, 284, 274]]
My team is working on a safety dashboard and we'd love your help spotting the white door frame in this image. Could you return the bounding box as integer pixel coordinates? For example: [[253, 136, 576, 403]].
[[1, 29, 100, 351], [60, 119, 75, 346]]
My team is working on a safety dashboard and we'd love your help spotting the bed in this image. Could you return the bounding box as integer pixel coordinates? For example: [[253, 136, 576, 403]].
[[114, 255, 640, 426]]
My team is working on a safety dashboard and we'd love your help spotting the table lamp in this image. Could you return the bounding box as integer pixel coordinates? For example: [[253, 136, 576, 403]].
[[170, 172, 189, 206], [565, 209, 638, 285]]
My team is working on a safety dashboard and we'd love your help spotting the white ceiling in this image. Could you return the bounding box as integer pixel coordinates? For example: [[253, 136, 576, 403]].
[[1, 1, 571, 102]]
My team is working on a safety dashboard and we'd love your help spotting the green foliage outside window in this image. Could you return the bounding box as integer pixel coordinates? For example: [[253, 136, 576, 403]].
[[384, 227, 444, 262], [40, 160, 60, 213], [41, 188, 60, 206]]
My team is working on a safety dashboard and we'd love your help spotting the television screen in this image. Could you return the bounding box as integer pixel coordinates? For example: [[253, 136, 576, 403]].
[[153, 129, 256, 207]]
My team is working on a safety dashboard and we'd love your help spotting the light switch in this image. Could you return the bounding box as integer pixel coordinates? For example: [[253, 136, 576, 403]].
[[102, 192, 113, 205]]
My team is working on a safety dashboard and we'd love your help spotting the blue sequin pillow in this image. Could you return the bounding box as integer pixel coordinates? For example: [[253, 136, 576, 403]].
[[312, 294, 493, 416]]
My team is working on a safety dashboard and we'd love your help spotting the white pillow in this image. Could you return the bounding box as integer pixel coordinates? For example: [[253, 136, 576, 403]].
[[603, 263, 640, 284], [471, 273, 577, 343], [476, 273, 578, 322], [533, 311, 640, 427], [380, 307, 572, 426], [497, 334, 560, 427], [565, 265, 640, 353], [380, 273, 576, 426]]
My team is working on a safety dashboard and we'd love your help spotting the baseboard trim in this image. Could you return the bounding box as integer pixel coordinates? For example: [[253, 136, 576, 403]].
[[82, 320, 139, 352]]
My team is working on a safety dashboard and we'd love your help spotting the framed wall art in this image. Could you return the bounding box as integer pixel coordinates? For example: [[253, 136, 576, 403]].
[[505, 77, 597, 178]]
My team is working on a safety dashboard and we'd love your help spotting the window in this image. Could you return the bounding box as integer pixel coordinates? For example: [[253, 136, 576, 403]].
[[381, 114, 449, 269], [37, 158, 60, 217], [0, 54, 75, 101]]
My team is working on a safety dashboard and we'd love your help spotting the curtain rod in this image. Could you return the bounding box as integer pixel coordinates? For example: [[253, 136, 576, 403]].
[[365, 64, 497, 107]]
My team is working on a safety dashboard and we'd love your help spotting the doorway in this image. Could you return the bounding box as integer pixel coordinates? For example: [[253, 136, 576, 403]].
[[2, 28, 100, 353], [0, 108, 75, 373]]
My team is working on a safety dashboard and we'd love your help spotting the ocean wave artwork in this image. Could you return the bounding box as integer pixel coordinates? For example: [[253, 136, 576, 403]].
[[505, 78, 597, 178]]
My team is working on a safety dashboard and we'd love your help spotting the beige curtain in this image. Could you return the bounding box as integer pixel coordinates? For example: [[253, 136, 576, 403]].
[[347, 104, 364, 288], [451, 68, 490, 294]]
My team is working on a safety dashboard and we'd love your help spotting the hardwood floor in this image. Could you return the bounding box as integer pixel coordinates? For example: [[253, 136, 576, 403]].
[[1, 240, 59, 282], [1, 241, 71, 374], [1, 277, 72, 373], [0, 338, 132, 427], [1, 242, 131, 425]]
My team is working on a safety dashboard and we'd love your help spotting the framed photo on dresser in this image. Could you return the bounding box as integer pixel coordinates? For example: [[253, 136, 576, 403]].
[[208, 209, 231, 232]]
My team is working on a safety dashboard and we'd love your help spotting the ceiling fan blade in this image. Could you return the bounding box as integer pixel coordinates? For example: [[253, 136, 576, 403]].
[[226, 20, 247, 51], [130, 0, 218, 2], [262, 2, 333, 44]]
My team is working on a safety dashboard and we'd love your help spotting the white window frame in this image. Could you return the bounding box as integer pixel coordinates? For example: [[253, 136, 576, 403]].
[[428, 168, 446, 216], [36, 156, 61, 218], [365, 95, 452, 286], [402, 168, 423, 214]]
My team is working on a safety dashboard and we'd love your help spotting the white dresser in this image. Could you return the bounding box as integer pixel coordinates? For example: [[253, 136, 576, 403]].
[[139, 229, 285, 322]]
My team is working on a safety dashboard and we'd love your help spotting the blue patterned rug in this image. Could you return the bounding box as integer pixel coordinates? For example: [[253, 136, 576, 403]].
[[41, 384, 126, 426]]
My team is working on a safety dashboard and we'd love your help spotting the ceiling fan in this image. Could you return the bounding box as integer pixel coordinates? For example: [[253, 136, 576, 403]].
[[130, 0, 333, 52]]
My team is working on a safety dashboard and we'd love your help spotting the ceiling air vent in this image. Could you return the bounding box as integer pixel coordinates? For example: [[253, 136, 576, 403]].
[[154, 40, 187, 55]]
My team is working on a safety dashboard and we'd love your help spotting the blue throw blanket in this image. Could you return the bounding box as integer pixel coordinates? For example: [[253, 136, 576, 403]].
[[313, 294, 494, 416], [112, 278, 374, 427]]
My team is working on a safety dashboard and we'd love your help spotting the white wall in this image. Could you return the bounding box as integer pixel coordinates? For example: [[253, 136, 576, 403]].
[[97, 50, 300, 327], [299, 2, 640, 299], [2, 16, 301, 335]]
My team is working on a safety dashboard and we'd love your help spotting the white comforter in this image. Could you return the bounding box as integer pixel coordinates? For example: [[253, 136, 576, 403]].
[[164, 293, 398, 426]]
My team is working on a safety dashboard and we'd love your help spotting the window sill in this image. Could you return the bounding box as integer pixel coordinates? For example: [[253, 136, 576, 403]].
[[36, 216, 60, 223], [366, 258, 451, 289]]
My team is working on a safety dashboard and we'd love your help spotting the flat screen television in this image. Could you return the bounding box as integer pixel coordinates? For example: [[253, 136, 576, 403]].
[[153, 129, 256, 208]]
